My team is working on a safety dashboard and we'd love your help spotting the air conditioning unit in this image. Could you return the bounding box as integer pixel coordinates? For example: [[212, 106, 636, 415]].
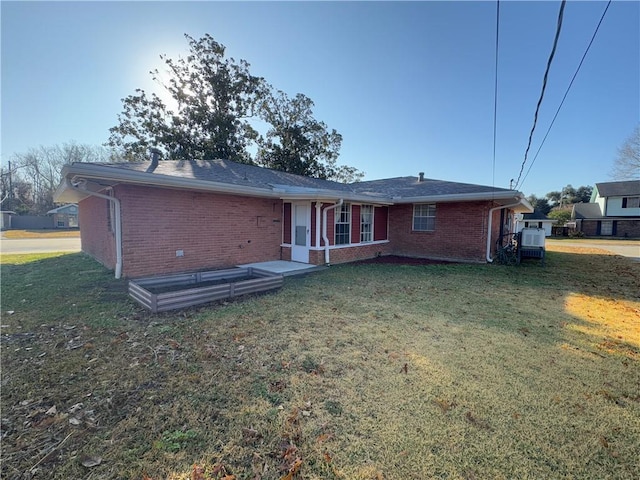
[[520, 228, 545, 248]]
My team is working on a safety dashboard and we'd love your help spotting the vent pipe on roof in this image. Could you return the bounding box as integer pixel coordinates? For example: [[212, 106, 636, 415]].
[[418, 172, 425, 182], [147, 148, 162, 173]]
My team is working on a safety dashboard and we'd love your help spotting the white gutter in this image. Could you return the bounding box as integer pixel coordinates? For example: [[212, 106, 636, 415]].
[[486, 200, 527, 263], [315, 202, 322, 250], [321, 199, 343, 265], [65, 178, 123, 279], [392, 190, 524, 204]]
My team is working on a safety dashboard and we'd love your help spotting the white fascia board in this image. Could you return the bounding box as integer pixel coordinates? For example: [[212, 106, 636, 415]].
[[278, 192, 393, 205], [392, 190, 530, 206], [56, 163, 281, 200]]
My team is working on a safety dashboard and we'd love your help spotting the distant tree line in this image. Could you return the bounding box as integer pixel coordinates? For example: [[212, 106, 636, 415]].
[[0, 143, 119, 215], [527, 184, 593, 221]]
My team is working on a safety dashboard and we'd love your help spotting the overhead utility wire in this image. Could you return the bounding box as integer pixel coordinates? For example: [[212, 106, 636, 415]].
[[519, 0, 612, 189], [491, 0, 500, 192], [513, 0, 567, 190]]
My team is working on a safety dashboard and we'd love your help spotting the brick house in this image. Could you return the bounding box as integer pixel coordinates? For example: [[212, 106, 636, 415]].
[[54, 159, 532, 278], [572, 180, 640, 237]]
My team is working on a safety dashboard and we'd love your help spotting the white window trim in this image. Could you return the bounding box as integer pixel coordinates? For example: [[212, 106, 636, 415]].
[[360, 205, 373, 243], [335, 202, 351, 245], [412, 203, 436, 232]]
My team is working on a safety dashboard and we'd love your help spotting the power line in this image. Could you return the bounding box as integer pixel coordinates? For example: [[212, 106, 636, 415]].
[[513, 0, 567, 190], [519, 0, 612, 189], [492, 0, 500, 191]]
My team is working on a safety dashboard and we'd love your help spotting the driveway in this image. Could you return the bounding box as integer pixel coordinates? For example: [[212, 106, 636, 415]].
[[0, 237, 81, 254], [546, 239, 640, 262]]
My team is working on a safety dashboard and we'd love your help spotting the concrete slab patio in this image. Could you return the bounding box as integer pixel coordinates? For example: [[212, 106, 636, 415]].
[[237, 260, 326, 276]]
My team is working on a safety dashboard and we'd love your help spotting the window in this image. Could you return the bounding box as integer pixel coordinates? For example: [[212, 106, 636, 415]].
[[622, 196, 640, 208], [360, 205, 373, 243], [600, 220, 613, 236], [413, 204, 436, 231], [335, 202, 351, 245]]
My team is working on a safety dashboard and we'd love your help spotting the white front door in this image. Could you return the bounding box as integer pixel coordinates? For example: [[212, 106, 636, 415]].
[[291, 203, 310, 263]]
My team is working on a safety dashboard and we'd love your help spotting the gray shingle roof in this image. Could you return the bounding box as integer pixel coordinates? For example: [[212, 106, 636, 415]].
[[64, 159, 527, 206], [98, 159, 357, 193], [522, 210, 551, 220], [595, 180, 640, 197], [573, 203, 603, 219], [351, 176, 514, 198]]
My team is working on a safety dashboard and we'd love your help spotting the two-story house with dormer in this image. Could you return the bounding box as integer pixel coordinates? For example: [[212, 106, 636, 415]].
[[572, 180, 640, 237]]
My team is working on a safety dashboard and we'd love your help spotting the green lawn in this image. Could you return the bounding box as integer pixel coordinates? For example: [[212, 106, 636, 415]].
[[1, 248, 639, 479]]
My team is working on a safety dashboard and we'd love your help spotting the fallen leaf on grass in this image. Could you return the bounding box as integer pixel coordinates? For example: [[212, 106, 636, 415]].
[[599, 436, 609, 449], [280, 458, 303, 480], [465, 411, 491, 430], [191, 464, 205, 480], [323, 452, 332, 463], [316, 433, 333, 443], [433, 397, 457, 413]]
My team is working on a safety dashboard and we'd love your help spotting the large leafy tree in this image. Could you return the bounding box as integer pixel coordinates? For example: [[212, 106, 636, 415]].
[[611, 126, 640, 180], [257, 91, 362, 182], [527, 195, 552, 215], [107, 34, 267, 163], [107, 34, 362, 182]]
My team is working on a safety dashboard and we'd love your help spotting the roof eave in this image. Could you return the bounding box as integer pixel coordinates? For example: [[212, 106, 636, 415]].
[[55, 163, 282, 201], [392, 190, 531, 206], [278, 191, 392, 205]]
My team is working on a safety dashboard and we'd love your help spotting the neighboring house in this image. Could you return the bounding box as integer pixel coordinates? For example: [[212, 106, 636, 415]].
[[572, 180, 640, 237], [47, 204, 79, 228], [515, 210, 554, 237], [1, 211, 16, 230], [54, 159, 532, 278]]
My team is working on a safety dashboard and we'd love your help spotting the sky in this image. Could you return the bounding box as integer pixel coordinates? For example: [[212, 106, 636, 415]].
[[1, 1, 638, 198]]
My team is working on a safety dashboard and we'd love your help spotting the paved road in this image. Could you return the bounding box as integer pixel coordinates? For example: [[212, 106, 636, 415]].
[[0, 237, 81, 254], [546, 239, 640, 262]]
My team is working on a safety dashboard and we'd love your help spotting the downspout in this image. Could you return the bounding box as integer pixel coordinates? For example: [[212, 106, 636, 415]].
[[66, 178, 123, 279], [315, 202, 322, 251], [322, 199, 343, 265], [486, 200, 525, 263]]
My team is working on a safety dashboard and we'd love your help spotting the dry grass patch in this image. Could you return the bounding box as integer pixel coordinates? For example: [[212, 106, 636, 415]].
[[1, 250, 639, 479], [2, 229, 80, 239]]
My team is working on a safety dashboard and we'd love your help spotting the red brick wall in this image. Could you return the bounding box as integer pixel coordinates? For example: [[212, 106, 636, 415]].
[[308, 242, 392, 265], [87, 185, 283, 278], [580, 219, 640, 238], [388, 202, 492, 263], [614, 220, 640, 238], [79, 194, 116, 269]]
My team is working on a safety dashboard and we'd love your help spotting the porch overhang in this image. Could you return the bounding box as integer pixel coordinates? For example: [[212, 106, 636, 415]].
[[270, 184, 392, 205]]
